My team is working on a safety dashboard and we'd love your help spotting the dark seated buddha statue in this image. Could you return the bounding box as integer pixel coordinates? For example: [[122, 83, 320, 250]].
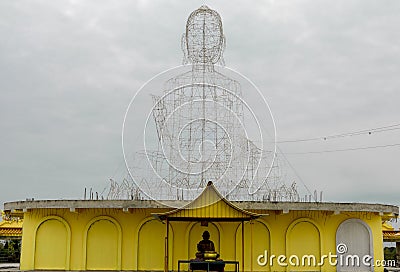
[[195, 231, 220, 260]]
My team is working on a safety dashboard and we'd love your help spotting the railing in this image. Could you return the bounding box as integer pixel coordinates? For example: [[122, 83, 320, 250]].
[[178, 260, 239, 272]]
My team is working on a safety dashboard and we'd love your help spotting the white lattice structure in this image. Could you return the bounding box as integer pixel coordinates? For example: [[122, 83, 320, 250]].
[[115, 6, 300, 204]]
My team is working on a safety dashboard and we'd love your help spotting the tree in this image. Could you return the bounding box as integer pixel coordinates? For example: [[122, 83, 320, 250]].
[[0, 239, 21, 263]]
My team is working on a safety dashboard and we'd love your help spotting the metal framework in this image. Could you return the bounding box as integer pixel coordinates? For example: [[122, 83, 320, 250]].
[[110, 6, 302, 203]]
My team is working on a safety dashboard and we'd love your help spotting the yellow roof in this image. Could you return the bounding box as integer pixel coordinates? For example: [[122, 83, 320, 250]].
[[382, 221, 394, 231], [383, 230, 400, 242], [153, 181, 261, 221], [0, 220, 23, 237]]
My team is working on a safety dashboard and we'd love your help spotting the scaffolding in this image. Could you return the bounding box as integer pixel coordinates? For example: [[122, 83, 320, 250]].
[[113, 6, 302, 204]]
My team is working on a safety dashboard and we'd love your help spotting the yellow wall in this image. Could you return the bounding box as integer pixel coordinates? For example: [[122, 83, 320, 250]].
[[19, 208, 385, 272], [236, 221, 270, 272], [85, 217, 121, 270], [137, 218, 173, 271], [286, 219, 320, 271], [34, 217, 70, 270]]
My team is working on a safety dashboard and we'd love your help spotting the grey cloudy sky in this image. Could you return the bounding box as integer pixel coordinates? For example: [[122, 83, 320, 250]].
[[1, 0, 399, 207]]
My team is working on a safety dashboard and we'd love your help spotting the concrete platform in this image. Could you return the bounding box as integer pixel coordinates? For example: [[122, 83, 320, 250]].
[[3, 199, 399, 216], [0, 263, 19, 270]]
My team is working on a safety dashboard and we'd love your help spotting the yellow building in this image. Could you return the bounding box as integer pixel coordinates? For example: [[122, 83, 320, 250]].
[[0, 219, 23, 239], [3, 182, 398, 272]]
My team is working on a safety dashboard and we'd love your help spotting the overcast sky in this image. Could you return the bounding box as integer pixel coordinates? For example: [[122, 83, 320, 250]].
[[1, 0, 399, 208]]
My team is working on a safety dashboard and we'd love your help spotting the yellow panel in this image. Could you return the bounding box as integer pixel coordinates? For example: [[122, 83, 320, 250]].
[[188, 222, 219, 259], [336, 219, 372, 271], [236, 221, 270, 272], [34, 219, 68, 269], [86, 219, 118, 270], [287, 221, 321, 272], [138, 220, 164, 270], [138, 219, 173, 270]]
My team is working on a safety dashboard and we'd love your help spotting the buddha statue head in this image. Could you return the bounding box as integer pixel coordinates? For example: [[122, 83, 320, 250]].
[[182, 5, 225, 65]]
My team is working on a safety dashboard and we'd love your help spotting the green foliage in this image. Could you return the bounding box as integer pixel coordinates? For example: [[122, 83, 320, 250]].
[[0, 239, 21, 263], [384, 246, 397, 261]]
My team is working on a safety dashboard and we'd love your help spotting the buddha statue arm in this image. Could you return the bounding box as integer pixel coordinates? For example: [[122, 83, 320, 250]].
[[209, 241, 215, 251]]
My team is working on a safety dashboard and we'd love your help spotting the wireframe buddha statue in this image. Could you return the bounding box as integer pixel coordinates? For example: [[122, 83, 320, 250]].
[[196, 231, 219, 260], [151, 5, 258, 201]]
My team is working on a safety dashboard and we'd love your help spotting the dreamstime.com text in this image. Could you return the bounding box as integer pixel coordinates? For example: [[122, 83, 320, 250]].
[[256, 244, 396, 268]]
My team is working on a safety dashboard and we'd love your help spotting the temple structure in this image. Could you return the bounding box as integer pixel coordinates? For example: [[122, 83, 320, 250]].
[[2, 5, 399, 272], [0, 210, 23, 239], [3, 182, 399, 272], [0, 219, 22, 239]]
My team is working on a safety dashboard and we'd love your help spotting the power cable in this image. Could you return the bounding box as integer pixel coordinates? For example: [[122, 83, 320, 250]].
[[284, 143, 400, 155], [278, 123, 400, 143]]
